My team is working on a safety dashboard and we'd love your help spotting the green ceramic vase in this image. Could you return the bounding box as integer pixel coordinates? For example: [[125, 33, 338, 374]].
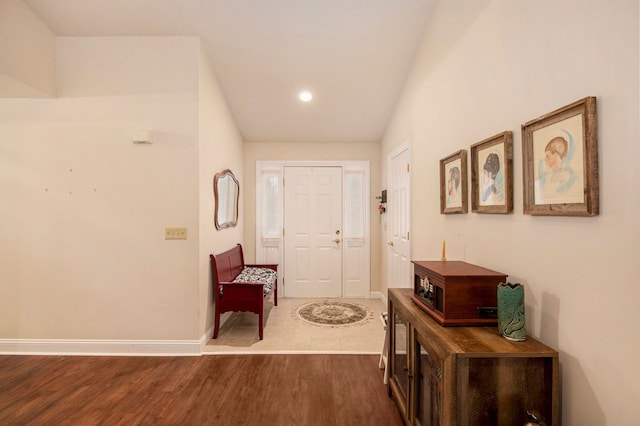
[[497, 282, 527, 341]]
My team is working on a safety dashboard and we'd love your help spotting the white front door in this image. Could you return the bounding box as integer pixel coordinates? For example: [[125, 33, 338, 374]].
[[284, 166, 343, 297], [387, 144, 412, 289]]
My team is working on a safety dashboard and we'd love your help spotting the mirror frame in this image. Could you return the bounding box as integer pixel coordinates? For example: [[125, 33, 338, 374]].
[[213, 169, 239, 230]]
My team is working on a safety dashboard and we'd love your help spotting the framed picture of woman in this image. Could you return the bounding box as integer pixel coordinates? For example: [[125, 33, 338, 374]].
[[471, 131, 513, 214], [522, 97, 598, 216], [440, 149, 468, 214]]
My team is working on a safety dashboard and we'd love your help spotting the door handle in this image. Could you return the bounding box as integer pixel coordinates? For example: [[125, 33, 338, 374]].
[[387, 241, 394, 246], [333, 238, 341, 244]]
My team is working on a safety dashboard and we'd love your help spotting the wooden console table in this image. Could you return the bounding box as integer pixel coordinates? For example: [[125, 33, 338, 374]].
[[387, 288, 559, 425]]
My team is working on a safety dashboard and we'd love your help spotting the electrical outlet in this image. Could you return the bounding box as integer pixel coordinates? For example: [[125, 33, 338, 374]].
[[165, 227, 187, 240]]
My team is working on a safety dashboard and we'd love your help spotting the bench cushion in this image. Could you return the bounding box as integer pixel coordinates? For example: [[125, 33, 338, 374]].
[[233, 267, 277, 296]]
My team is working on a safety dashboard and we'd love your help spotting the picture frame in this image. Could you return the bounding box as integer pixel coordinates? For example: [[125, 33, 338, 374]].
[[440, 149, 468, 214], [471, 131, 513, 214], [522, 97, 598, 216]]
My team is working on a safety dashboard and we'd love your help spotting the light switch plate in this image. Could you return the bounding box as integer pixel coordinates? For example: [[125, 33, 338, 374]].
[[165, 227, 187, 240]]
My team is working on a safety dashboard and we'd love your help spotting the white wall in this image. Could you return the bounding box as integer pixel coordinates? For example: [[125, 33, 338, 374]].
[[0, 0, 56, 97], [198, 50, 244, 338], [380, 0, 639, 424], [0, 37, 202, 342]]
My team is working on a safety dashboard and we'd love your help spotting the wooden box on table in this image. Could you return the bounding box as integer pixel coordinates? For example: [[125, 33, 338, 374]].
[[412, 260, 507, 326]]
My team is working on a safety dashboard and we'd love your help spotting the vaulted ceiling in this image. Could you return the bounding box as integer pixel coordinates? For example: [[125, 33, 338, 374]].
[[25, 0, 433, 143]]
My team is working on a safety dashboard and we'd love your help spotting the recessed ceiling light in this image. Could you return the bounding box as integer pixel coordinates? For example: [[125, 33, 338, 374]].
[[298, 91, 313, 102]]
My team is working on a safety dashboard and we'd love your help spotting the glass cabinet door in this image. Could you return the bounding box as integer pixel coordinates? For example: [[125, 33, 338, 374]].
[[392, 310, 411, 412], [415, 334, 442, 426]]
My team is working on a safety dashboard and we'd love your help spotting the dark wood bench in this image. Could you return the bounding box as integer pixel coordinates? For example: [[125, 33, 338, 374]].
[[209, 244, 278, 340]]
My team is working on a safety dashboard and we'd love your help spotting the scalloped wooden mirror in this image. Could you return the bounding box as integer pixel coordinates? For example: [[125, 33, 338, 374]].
[[214, 169, 239, 230]]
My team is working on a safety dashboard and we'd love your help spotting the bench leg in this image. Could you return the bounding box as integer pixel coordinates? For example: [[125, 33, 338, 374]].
[[258, 303, 264, 340], [213, 305, 221, 339]]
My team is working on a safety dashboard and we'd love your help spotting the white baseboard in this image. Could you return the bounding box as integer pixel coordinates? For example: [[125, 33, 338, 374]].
[[0, 338, 201, 356], [200, 325, 214, 351], [370, 290, 388, 309]]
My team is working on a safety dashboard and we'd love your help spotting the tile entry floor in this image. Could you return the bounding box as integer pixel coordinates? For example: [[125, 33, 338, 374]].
[[203, 297, 387, 355]]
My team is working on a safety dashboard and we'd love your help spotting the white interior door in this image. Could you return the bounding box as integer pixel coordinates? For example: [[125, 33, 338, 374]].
[[284, 166, 342, 297], [387, 145, 412, 289]]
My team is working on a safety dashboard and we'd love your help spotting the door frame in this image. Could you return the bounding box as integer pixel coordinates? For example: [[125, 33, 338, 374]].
[[256, 160, 371, 298]]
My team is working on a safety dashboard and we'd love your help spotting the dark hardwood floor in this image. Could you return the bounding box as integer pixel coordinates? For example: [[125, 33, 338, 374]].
[[0, 354, 402, 425]]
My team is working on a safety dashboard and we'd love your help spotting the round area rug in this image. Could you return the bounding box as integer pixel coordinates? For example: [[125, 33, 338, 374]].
[[294, 300, 373, 327]]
